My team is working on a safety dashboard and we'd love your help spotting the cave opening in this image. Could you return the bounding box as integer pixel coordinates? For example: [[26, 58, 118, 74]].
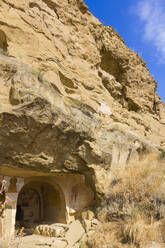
[[15, 180, 66, 228]]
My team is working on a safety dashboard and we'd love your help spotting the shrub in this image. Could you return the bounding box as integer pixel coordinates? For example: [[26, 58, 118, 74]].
[[87, 154, 165, 248]]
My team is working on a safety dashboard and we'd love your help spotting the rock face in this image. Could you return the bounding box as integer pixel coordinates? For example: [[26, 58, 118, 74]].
[[0, 0, 164, 198]]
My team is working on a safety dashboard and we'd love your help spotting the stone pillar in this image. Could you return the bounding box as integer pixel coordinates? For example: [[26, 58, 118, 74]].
[[0, 176, 24, 247], [4, 193, 18, 243], [16, 177, 25, 192]]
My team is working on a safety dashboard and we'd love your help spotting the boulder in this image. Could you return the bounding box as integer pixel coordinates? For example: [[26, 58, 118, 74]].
[[65, 220, 85, 247]]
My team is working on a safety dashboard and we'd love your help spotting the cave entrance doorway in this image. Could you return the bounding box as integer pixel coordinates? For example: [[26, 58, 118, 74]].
[[16, 180, 66, 228]]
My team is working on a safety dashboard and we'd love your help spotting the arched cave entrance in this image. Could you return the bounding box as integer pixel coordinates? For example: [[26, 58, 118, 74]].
[[0, 30, 8, 52], [15, 180, 66, 228]]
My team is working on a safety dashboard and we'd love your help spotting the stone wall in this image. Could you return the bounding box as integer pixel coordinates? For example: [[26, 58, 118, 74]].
[[0, 173, 94, 246]]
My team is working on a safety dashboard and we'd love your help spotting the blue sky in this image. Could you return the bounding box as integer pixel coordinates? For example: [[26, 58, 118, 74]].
[[84, 0, 165, 103]]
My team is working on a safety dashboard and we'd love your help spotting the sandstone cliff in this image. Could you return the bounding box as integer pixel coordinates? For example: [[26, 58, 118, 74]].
[[0, 0, 165, 198]]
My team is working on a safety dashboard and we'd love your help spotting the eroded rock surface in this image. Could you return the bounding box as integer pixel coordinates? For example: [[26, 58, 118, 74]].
[[0, 0, 164, 198]]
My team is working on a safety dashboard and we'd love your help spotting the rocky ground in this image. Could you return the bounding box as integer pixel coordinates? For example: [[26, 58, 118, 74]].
[[12, 212, 99, 248]]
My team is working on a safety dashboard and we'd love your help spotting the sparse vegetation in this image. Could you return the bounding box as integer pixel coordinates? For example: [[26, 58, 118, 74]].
[[84, 154, 165, 248]]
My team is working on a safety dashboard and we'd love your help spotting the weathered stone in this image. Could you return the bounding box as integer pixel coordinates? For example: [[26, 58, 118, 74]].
[[65, 220, 85, 247], [86, 230, 95, 237], [52, 224, 68, 230], [91, 219, 100, 226], [54, 227, 65, 238], [82, 219, 92, 232], [51, 239, 67, 248], [87, 210, 95, 221], [34, 224, 65, 237], [82, 210, 95, 221], [73, 243, 80, 248]]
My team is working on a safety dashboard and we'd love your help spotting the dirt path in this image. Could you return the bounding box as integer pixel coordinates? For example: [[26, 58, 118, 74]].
[[12, 235, 56, 248]]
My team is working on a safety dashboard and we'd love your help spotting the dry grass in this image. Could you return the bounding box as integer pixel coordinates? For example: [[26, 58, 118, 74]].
[[86, 154, 165, 248], [102, 154, 165, 221], [85, 222, 136, 248], [85, 222, 123, 248]]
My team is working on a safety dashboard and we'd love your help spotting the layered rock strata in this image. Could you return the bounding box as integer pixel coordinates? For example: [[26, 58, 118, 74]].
[[0, 0, 164, 197]]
